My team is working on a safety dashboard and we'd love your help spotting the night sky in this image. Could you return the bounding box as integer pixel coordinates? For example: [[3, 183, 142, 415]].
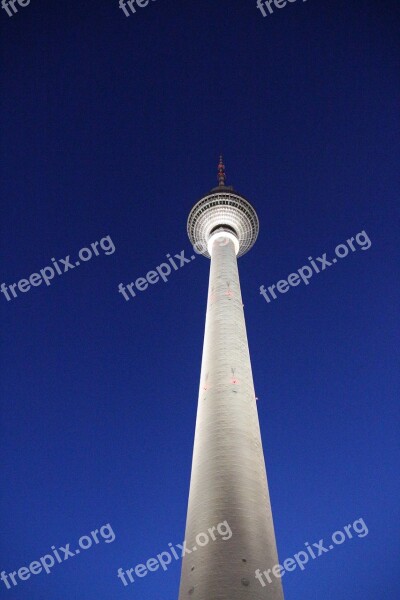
[[1, 1, 399, 599]]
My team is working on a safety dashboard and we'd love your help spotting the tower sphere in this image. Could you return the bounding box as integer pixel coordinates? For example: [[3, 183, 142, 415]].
[[187, 158, 259, 258]]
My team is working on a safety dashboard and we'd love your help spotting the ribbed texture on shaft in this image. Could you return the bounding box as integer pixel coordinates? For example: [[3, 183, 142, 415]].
[[178, 237, 284, 600]]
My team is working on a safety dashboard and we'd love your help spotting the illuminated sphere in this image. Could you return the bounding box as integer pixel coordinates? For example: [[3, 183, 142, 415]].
[[187, 185, 259, 259]]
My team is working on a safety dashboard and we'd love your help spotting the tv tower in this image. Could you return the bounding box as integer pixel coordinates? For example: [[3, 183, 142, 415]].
[[178, 158, 284, 600]]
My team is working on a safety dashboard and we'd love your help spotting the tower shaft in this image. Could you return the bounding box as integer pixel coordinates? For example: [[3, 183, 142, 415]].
[[178, 234, 284, 600]]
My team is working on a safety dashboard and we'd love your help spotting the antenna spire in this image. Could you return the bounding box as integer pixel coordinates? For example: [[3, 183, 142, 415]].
[[217, 155, 226, 187]]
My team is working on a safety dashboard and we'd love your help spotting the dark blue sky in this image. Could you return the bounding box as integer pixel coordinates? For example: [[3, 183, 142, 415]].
[[1, 1, 399, 598]]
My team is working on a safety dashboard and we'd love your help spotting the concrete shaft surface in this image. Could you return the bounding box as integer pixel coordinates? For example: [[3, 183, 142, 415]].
[[178, 236, 284, 600]]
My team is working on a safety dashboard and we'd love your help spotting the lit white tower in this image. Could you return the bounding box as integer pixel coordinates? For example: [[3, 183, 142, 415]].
[[178, 158, 284, 600]]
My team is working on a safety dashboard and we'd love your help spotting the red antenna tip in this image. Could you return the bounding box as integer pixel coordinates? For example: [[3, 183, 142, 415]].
[[218, 155, 226, 186]]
